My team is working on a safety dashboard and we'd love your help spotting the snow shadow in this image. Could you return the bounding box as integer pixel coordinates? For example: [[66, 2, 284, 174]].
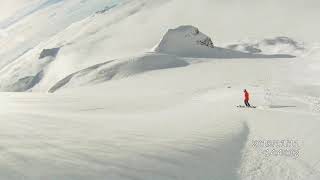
[[269, 105, 297, 109], [195, 122, 250, 180], [163, 46, 295, 59], [111, 123, 250, 180]]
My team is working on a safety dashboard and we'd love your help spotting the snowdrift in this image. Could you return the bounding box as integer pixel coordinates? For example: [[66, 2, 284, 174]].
[[154, 26, 295, 59], [49, 53, 188, 92]]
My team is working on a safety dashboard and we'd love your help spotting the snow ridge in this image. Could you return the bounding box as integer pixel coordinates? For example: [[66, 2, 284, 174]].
[[49, 53, 189, 92]]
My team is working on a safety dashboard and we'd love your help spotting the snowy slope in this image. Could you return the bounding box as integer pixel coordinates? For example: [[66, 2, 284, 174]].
[[1, 54, 320, 179], [0, 0, 320, 179], [48, 53, 189, 92]]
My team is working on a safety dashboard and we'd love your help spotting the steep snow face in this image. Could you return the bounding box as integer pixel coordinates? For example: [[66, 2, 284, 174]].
[[154, 25, 214, 55], [227, 37, 306, 56]]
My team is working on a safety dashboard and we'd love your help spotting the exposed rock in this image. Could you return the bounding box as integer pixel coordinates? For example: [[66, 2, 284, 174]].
[[7, 71, 44, 92], [39, 47, 60, 59], [96, 5, 117, 14]]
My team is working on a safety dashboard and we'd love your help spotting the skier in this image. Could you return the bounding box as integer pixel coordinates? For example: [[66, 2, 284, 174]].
[[244, 89, 251, 107]]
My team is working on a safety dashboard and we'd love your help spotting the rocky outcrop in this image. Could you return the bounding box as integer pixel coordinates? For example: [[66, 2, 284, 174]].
[[39, 47, 60, 59]]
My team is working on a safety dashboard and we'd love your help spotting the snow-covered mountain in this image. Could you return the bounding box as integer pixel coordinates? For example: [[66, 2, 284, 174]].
[[1, 0, 320, 180], [0, 0, 317, 93], [154, 25, 294, 59], [47, 25, 296, 92], [0, 24, 295, 92]]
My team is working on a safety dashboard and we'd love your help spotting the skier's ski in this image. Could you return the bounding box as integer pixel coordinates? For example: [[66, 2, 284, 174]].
[[237, 105, 256, 108]]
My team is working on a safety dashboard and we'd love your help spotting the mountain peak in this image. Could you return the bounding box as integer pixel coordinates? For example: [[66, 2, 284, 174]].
[[154, 25, 214, 55]]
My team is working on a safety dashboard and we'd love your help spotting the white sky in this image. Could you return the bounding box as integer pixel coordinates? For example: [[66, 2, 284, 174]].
[[0, 0, 34, 21], [0, 0, 319, 42]]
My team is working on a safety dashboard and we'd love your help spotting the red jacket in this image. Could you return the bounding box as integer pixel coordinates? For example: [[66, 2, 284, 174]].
[[244, 91, 249, 101]]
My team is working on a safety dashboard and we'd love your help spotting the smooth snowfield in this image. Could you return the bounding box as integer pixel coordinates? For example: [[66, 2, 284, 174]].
[[1, 57, 320, 180]]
